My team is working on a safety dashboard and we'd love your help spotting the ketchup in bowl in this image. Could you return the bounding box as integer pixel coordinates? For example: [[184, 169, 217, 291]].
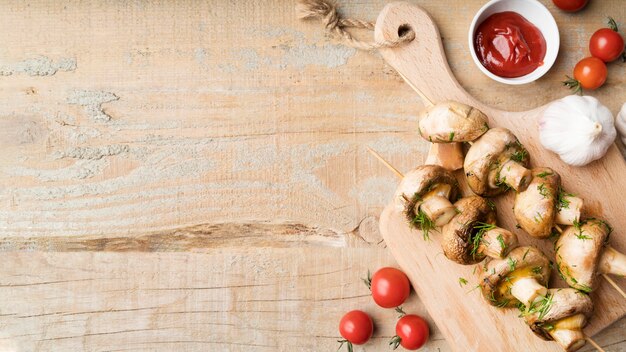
[[474, 11, 547, 78]]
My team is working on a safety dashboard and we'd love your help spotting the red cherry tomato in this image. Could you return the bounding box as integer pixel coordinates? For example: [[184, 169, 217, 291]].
[[552, 0, 588, 12], [338, 310, 373, 350], [589, 19, 625, 63], [369, 267, 411, 308], [564, 57, 607, 93], [390, 314, 430, 350]]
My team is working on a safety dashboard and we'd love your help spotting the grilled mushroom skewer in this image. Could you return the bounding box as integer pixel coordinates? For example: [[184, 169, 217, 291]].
[[419, 101, 489, 171], [524, 288, 594, 352], [555, 219, 626, 296], [464, 128, 532, 196], [514, 168, 583, 238], [370, 149, 518, 258], [442, 196, 517, 264], [480, 247, 595, 352]]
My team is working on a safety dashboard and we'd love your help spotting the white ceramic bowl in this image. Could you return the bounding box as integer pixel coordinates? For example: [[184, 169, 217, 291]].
[[468, 0, 560, 85]]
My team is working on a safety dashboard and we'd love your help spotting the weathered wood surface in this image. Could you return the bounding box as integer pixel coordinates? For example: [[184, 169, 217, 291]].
[[0, 1, 624, 351]]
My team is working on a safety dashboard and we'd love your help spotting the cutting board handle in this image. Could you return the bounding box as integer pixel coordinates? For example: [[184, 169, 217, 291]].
[[374, 1, 480, 107]]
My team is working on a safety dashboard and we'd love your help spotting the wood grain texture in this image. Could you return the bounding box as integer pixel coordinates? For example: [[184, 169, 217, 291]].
[[0, 0, 624, 351]]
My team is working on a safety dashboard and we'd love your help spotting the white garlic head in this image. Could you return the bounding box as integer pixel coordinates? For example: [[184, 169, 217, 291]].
[[616, 103, 626, 146], [539, 95, 616, 166]]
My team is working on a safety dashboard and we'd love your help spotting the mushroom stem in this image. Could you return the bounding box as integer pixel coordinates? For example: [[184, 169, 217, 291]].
[[598, 245, 626, 277], [496, 160, 532, 192], [510, 277, 548, 308], [555, 195, 583, 225], [477, 228, 518, 259], [418, 195, 457, 227], [548, 314, 588, 352], [425, 143, 464, 171]]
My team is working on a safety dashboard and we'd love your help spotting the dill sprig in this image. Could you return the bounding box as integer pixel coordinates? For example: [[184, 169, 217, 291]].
[[458, 277, 468, 287], [572, 220, 590, 240], [507, 257, 517, 271], [557, 187, 574, 210], [496, 234, 507, 253], [537, 183, 550, 199], [449, 131, 455, 141], [536, 171, 553, 178], [412, 209, 436, 241], [470, 222, 496, 258]]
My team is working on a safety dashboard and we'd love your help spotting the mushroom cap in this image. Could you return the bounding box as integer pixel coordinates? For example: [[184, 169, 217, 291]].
[[524, 288, 593, 341], [393, 165, 460, 225], [418, 101, 489, 143], [555, 219, 612, 292], [514, 168, 560, 238], [464, 128, 530, 197], [479, 246, 551, 307], [441, 196, 497, 265]]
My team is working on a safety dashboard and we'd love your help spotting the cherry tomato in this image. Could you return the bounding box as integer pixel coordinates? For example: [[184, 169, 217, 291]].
[[390, 314, 430, 350], [551, 0, 588, 12], [589, 18, 625, 62], [564, 57, 607, 93], [368, 267, 411, 308], [338, 310, 373, 350]]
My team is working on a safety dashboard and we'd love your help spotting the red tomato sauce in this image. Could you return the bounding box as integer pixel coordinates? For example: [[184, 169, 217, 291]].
[[474, 12, 547, 78]]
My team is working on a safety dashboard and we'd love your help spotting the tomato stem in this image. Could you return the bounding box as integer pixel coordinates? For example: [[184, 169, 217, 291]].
[[562, 76, 583, 95], [361, 270, 372, 290], [607, 17, 619, 32], [337, 339, 353, 352], [395, 306, 406, 317], [389, 335, 402, 350]]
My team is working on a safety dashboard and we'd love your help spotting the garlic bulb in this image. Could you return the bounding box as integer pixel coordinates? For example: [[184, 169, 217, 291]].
[[616, 103, 626, 146], [539, 95, 616, 166]]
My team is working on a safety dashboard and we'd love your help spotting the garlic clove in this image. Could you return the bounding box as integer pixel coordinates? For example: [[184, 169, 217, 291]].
[[539, 95, 616, 166]]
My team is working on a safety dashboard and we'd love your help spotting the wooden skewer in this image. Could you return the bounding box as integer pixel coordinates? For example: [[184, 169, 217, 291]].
[[366, 147, 404, 179], [396, 70, 434, 107], [602, 274, 626, 299], [553, 224, 626, 300], [586, 336, 607, 352]]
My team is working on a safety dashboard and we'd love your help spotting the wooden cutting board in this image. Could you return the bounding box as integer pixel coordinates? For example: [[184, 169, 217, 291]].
[[375, 2, 626, 352]]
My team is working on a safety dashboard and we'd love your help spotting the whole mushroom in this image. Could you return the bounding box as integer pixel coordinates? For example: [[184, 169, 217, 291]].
[[419, 101, 489, 171], [523, 288, 593, 352], [441, 196, 517, 265], [479, 246, 551, 308], [555, 218, 626, 292], [393, 165, 460, 238], [514, 168, 583, 238], [464, 128, 532, 197]]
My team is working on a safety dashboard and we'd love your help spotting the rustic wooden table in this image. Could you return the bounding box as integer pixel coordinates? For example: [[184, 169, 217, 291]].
[[0, 1, 624, 351]]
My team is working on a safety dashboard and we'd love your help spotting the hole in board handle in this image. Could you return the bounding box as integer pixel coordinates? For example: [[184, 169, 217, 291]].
[[398, 24, 412, 38]]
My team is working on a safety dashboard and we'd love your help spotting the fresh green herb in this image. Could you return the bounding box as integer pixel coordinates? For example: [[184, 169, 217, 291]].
[[510, 142, 528, 162], [449, 131, 455, 141], [578, 284, 593, 293], [496, 234, 507, 253], [466, 284, 481, 294], [536, 294, 553, 320], [540, 323, 555, 331], [533, 212, 544, 224], [537, 183, 550, 199], [532, 266, 543, 275], [486, 199, 496, 211], [572, 220, 590, 240], [458, 277, 468, 287], [507, 257, 517, 271], [412, 209, 436, 241], [482, 122, 489, 132], [362, 270, 372, 289], [536, 171, 553, 178], [495, 175, 511, 191], [556, 187, 573, 210], [470, 222, 497, 258]]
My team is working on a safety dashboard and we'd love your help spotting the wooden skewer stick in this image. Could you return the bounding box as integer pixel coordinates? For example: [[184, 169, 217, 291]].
[[554, 224, 626, 300], [586, 336, 607, 352], [602, 274, 626, 299], [396, 70, 434, 107], [366, 147, 404, 179]]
